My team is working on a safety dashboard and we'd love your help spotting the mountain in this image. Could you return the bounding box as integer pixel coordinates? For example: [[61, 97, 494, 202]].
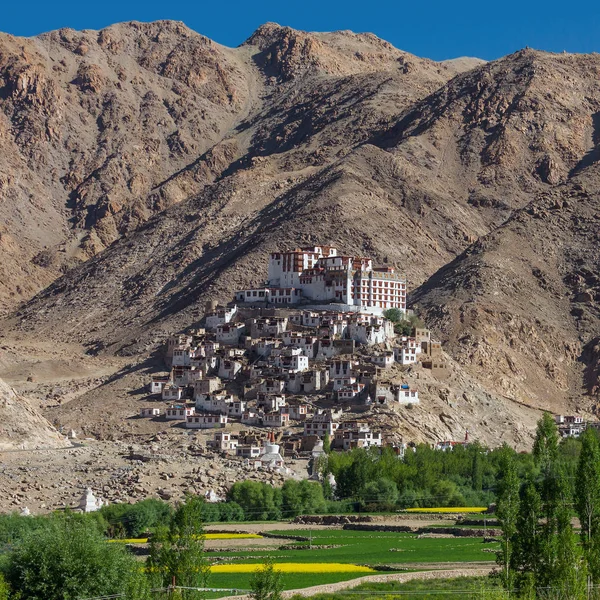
[[412, 168, 600, 413], [1, 21, 599, 444], [0, 20, 470, 315]]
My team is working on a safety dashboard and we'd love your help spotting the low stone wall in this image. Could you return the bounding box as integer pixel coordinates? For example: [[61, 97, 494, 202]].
[[342, 523, 501, 537], [292, 514, 374, 525]]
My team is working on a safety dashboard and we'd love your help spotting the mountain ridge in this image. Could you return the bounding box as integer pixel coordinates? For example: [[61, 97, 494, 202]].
[[1, 20, 599, 445]]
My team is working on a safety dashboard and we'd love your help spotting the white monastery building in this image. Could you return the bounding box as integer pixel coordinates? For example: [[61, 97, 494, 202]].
[[235, 246, 407, 314]]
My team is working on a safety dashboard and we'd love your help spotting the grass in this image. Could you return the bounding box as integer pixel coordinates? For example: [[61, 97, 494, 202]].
[[287, 576, 507, 599], [207, 571, 381, 594], [206, 529, 498, 567]]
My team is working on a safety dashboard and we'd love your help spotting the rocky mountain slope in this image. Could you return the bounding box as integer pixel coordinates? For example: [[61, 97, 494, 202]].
[[0, 377, 67, 450], [1, 21, 599, 446], [412, 168, 600, 414], [0, 20, 468, 314]]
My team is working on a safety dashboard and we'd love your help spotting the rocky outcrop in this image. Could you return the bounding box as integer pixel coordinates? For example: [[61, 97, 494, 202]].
[[0, 378, 68, 450]]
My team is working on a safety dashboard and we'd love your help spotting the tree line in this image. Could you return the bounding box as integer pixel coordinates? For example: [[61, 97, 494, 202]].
[[495, 413, 600, 599]]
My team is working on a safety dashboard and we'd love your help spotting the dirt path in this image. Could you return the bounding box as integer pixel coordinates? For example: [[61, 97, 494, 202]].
[[215, 566, 494, 599]]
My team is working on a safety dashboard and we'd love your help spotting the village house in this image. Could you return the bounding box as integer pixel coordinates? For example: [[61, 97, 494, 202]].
[[263, 411, 290, 428], [254, 338, 283, 357], [205, 305, 238, 331], [374, 382, 419, 405], [218, 360, 243, 380], [171, 365, 202, 387], [256, 393, 286, 412], [216, 323, 246, 345], [304, 411, 340, 437], [186, 413, 228, 429], [195, 392, 234, 415], [335, 428, 382, 450], [337, 382, 366, 402], [329, 359, 358, 379], [258, 378, 286, 395], [208, 432, 238, 452], [194, 377, 222, 400], [287, 403, 310, 420], [395, 337, 421, 365], [369, 351, 395, 369], [172, 346, 193, 367], [166, 405, 195, 420], [166, 334, 193, 360], [241, 410, 261, 426], [249, 317, 289, 338], [286, 369, 329, 393], [555, 415, 586, 438], [162, 384, 185, 402], [150, 375, 170, 395], [236, 444, 261, 459], [140, 407, 161, 418]]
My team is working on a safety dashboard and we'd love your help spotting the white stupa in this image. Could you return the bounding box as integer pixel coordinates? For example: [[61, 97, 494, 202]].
[[79, 488, 104, 513], [259, 432, 286, 472]]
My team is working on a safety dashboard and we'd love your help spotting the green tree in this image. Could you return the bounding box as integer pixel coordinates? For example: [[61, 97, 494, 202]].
[[361, 478, 399, 506], [322, 432, 331, 454], [249, 559, 283, 600], [227, 481, 282, 520], [512, 480, 542, 595], [0, 574, 9, 600], [575, 428, 600, 586], [147, 496, 210, 599], [4, 518, 148, 600], [532, 412, 559, 473], [382, 308, 403, 323], [495, 446, 520, 591]]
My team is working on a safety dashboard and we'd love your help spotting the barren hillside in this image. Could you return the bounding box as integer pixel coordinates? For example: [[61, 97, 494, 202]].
[[1, 21, 599, 447]]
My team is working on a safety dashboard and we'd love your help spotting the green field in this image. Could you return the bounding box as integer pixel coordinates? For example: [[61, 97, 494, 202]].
[[201, 529, 498, 595], [207, 571, 381, 595], [208, 529, 498, 567], [287, 576, 506, 599]]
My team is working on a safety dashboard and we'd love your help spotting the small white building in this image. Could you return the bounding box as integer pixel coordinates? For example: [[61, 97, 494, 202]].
[[337, 382, 365, 401], [162, 384, 184, 402], [369, 352, 395, 369], [208, 432, 238, 452], [216, 323, 245, 345], [263, 411, 290, 428], [186, 413, 228, 429], [166, 405, 195, 420], [205, 305, 238, 331], [150, 376, 170, 395], [237, 444, 261, 458], [140, 407, 161, 418], [218, 360, 243, 380]]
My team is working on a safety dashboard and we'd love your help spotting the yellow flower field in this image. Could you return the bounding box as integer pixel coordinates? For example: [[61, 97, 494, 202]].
[[404, 507, 488, 514], [110, 533, 263, 544], [210, 563, 376, 574]]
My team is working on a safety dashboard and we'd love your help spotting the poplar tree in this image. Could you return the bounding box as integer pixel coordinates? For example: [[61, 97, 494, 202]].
[[148, 496, 210, 599], [512, 480, 542, 597], [495, 445, 520, 591], [575, 428, 600, 584]]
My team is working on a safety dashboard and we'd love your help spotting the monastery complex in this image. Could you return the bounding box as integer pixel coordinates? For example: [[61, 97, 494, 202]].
[[235, 246, 407, 313]]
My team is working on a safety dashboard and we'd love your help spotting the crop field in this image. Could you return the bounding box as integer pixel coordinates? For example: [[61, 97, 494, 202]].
[[209, 529, 498, 566], [286, 576, 506, 599], [204, 528, 498, 594]]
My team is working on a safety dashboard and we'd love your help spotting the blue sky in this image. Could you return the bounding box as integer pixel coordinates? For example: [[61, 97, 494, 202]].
[[3, 0, 600, 61]]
